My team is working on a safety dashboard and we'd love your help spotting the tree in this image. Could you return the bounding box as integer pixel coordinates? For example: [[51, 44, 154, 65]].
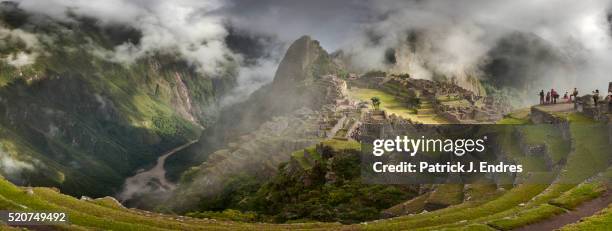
[[370, 97, 381, 110]]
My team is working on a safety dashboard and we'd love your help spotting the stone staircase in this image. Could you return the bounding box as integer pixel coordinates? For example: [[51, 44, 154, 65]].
[[416, 98, 436, 118]]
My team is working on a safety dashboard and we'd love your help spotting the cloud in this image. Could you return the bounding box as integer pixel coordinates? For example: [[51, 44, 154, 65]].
[[220, 58, 279, 106], [4, 51, 36, 66], [218, 0, 612, 98], [0, 25, 41, 66], [14, 0, 288, 103], [10, 0, 612, 102], [16, 0, 232, 74], [0, 145, 34, 178]]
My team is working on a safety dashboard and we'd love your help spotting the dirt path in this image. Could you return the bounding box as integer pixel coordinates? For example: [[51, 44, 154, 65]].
[[117, 140, 198, 202], [514, 190, 612, 231]]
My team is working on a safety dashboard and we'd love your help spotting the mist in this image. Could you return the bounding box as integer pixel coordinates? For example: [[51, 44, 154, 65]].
[[339, 0, 612, 103], [0, 145, 34, 183], [5, 0, 612, 213], [11, 0, 612, 105], [0, 25, 40, 66]]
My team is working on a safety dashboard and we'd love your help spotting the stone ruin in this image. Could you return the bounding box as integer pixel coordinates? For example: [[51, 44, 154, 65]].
[[574, 82, 612, 122], [437, 96, 509, 124], [354, 109, 430, 143], [380, 76, 509, 123], [314, 75, 365, 138]]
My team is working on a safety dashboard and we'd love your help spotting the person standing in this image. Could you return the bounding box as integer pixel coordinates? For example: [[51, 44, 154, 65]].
[[546, 92, 551, 104], [539, 90, 545, 104], [593, 89, 600, 107], [571, 88, 579, 102], [563, 92, 569, 103], [607, 90, 612, 113]]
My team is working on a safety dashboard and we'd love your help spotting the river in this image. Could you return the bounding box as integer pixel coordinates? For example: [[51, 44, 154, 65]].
[[117, 140, 197, 202]]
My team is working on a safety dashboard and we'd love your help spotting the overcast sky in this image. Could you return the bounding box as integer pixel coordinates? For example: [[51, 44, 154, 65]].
[[11, 0, 612, 101]]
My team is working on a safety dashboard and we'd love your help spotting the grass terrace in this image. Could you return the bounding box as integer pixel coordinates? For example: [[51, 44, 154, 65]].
[[348, 87, 449, 124]]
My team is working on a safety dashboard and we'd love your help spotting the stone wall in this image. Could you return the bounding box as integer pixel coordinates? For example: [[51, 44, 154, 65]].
[[530, 107, 566, 124]]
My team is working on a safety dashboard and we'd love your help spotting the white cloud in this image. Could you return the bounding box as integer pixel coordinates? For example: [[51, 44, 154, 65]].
[[5, 51, 37, 67], [17, 0, 231, 74], [0, 26, 41, 66], [339, 0, 612, 93], [0, 146, 34, 177]]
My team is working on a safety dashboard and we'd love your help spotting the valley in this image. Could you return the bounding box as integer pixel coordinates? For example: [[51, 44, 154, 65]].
[[1, 1, 612, 230], [117, 140, 197, 204]]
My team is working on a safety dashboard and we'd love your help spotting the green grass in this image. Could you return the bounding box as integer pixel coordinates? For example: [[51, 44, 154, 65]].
[[0, 176, 343, 230], [464, 184, 499, 201], [558, 120, 609, 183], [383, 192, 431, 216], [550, 182, 607, 210], [292, 149, 315, 170], [348, 87, 449, 124], [0, 69, 609, 231], [321, 139, 361, 152], [496, 117, 529, 125], [361, 184, 547, 230], [0, 178, 168, 231], [487, 204, 566, 230], [425, 110, 611, 230], [497, 108, 531, 125], [519, 125, 570, 164], [560, 204, 612, 231], [426, 184, 464, 208]]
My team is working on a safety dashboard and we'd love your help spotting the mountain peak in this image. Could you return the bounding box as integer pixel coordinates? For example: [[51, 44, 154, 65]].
[[272, 35, 330, 87]]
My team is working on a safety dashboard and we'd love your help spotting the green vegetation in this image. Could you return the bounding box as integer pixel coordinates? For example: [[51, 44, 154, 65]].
[[550, 183, 606, 209], [320, 139, 360, 152], [497, 108, 530, 125], [361, 184, 548, 230], [291, 147, 322, 170], [186, 139, 415, 224], [348, 87, 449, 124], [2, 6, 612, 230], [370, 96, 381, 110], [520, 125, 570, 164], [426, 184, 464, 209], [0, 106, 611, 229], [187, 209, 259, 222], [0, 10, 227, 197], [561, 204, 612, 231], [362, 70, 387, 78], [0, 175, 343, 230], [488, 204, 566, 230]]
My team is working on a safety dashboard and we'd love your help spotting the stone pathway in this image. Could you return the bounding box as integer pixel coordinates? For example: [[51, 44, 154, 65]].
[[416, 98, 436, 118], [534, 103, 575, 113]]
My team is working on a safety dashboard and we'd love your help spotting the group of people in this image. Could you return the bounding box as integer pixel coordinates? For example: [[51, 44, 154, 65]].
[[591, 89, 612, 107], [539, 88, 612, 110], [538, 88, 578, 105]]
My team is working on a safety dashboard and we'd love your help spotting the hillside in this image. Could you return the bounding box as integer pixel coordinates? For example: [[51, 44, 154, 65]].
[[162, 35, 345, 213], [1, 2, 611, 230], [184, 139, 416, 224], [1, 108, 611, 230], [0, 3, 234, 197]]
